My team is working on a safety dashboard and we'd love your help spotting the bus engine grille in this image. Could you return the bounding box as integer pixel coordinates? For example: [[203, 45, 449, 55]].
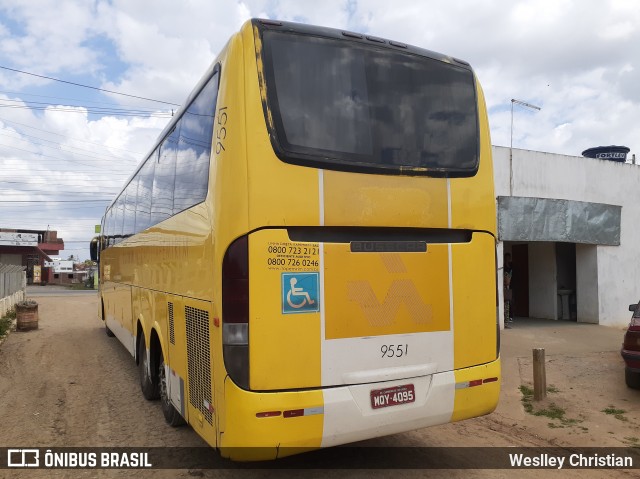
[[185, 305, 213, 425], [168, 302, 175, 345]]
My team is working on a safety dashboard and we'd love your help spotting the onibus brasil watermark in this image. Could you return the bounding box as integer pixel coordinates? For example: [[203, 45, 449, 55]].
[[7, 449, 151, 469]]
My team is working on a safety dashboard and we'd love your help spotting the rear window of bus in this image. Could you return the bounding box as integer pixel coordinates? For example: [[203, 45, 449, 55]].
[[260, 30, 479, 177]]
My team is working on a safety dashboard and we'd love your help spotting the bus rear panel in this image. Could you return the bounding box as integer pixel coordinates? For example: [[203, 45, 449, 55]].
[[218, 20, 499, 459]]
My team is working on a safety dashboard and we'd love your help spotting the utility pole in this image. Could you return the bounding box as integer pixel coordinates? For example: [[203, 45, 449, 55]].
[[510, 99, 541, 195]]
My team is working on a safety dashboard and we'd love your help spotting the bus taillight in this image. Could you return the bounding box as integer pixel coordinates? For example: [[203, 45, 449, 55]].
[[222, 235, 249, 389]]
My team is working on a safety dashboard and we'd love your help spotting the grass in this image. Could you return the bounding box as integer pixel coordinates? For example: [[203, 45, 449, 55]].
[[602, 406, 628, 422], [0, 309, 16, 337], [67, 283, 95, 290], [519, 385, 535, 413], [519, 384, 582, 427], [535, 404, 569, 421]]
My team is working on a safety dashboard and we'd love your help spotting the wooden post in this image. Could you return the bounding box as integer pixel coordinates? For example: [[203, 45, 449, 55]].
[[533, 348, 547, 401]]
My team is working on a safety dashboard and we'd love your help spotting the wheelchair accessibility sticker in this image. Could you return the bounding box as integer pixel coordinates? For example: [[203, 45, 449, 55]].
[[282, 272, 320, 314]]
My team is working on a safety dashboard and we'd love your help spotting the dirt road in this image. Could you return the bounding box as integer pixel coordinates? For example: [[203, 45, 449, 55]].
[[0, 293, 638, 478]]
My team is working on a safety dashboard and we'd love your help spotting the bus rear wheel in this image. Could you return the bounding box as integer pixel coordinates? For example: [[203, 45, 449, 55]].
[[139, 335, 159, 400], [159, 353, 186, 426], [102, 303, 114, 337]]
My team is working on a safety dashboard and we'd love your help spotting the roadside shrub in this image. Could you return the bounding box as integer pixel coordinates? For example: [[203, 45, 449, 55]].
[[0, 309, 15, 337]]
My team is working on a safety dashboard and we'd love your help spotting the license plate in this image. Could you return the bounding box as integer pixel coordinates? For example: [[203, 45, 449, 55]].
[[370, 384, 415, 409]]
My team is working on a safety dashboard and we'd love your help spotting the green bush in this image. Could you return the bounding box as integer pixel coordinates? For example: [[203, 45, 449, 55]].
[[0, 311, 13, 337]]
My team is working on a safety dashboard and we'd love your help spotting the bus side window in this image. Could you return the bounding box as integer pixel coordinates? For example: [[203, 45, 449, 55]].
[[135, 150, 156, 234], [174, 70, 219, 214], [152, 127, 178, 225], [123, 179, 138, 238], [113, 195, 125, 245]]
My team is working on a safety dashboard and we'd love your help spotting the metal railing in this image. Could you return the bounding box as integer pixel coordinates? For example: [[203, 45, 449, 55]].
[[0, 264, 26, 317]]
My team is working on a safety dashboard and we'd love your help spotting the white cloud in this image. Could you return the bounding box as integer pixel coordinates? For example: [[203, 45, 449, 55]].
[[94, 0, 253, 104], [0, 0, 100, 76], [1, 0, 640, 259]]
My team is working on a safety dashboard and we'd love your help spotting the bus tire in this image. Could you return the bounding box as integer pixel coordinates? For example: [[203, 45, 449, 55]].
[[139, 335, 159, 400], [105, 324, 115, 337], [103, 303, 114, 337], [159, 353, 186, 427]]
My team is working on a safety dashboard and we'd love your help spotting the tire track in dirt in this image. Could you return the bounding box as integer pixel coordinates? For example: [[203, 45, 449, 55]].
[[0, 294, 637, 479]]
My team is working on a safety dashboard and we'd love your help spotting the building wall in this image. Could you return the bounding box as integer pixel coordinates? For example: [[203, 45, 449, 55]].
[[52, 273, 75, 285], [0, 254, 22, 266], [493, 146, 636, 327]]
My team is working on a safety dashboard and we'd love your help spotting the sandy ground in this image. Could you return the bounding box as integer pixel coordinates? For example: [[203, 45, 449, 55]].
[[0, 293, 638, 478]]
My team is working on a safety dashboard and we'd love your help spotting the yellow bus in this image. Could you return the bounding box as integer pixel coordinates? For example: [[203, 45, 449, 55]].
[[91, 18, 499, 460]]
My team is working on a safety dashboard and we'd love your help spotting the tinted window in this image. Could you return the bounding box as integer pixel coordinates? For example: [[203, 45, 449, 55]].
[[262, 32, 478, 175], [135, 151, 156, 233], [152, 127, 178, 225], [123, 179, 138, 238], [104, 208, 114, 247], [174, 72, 218, 213], [113, 196, 125, 244], [109, 208, 116, 246]]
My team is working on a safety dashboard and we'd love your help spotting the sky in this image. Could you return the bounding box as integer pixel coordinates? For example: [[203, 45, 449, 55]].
[[0, 0, 638, 260]]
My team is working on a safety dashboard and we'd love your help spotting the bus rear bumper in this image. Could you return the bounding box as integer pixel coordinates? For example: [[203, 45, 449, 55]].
[[320, 358, 500, 448], [219, 358, 500, 460]]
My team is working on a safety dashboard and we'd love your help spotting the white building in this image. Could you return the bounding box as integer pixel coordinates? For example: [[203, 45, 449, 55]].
[[494, 145, 635, 329], [44, 260, 74, 274]]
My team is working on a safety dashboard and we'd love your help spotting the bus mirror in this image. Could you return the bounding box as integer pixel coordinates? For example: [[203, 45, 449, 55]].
[[90, 236, 99, 263]]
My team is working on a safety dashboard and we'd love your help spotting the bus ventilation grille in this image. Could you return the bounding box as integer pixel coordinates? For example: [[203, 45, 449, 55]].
[[185, 305, 213, 425], [168, 302, 175, 345]]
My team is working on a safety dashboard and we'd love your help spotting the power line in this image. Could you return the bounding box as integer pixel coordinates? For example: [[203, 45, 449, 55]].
[[2, 190, 117, 194], [0, 199, 111, 203], [57, 240, 96, 243], [0, 131, 137, 164], [0, 141, 136, 171], [1, 180, 127, 185], [1, 167, 130, 175], [0, 204, 107, 210], [0, 97, 171, 116], [1, 180, 122, 186], [0, 64, 180, 107], [0, 116, 147, 156], [0, 89, 170, 110], [0, 103, 172, 118], [2, 216, 98, 222]]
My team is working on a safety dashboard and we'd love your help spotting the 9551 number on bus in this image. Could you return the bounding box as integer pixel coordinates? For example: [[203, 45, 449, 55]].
[[381, 344, 408, 358]]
